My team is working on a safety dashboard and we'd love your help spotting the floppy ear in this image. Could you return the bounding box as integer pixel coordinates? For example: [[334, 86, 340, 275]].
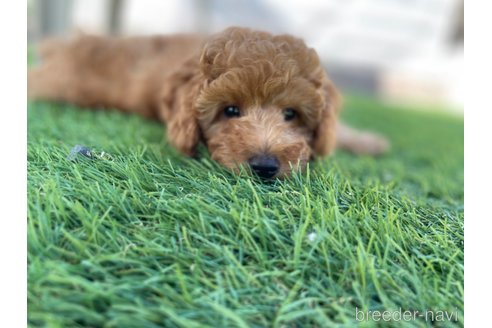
[[312, 77, 341, 157], [159, 58, 204, 156]]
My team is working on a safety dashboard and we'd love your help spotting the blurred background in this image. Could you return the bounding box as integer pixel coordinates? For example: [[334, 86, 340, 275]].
[[27, 0, 464, 113]]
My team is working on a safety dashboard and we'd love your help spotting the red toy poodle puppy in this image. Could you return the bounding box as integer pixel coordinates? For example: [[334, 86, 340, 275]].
[[28, 27, 388, 178]]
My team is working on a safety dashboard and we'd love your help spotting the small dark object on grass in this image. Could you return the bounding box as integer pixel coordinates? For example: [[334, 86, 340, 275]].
[[67, 145, 93, 161]]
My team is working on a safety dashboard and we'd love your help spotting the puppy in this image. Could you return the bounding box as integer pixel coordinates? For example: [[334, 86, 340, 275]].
[[28, 27, 388, 178]]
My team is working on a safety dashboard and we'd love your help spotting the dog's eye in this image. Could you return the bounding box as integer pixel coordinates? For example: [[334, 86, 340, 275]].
[[283, 108, 297, 121], [224, 105, 241, 118]]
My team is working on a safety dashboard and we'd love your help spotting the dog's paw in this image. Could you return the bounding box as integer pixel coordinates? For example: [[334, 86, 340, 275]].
[[355, 131, 390, 155]]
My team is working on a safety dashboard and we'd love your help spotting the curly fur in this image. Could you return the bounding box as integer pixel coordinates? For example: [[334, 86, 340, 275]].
[[28, 27, 387, 178]]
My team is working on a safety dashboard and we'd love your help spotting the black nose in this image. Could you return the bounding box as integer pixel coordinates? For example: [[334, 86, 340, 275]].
[[248, 154, 280, 179]]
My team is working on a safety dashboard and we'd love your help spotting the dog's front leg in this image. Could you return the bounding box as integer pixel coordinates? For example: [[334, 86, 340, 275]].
[[335, 122, 390, 155]]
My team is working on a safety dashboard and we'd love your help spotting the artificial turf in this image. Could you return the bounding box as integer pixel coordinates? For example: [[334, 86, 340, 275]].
[[27, 96, 464, 327]]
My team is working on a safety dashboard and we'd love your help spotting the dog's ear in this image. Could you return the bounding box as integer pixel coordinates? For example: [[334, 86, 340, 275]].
[[159, 58, 204, 156], [312, 77, 341, 157]]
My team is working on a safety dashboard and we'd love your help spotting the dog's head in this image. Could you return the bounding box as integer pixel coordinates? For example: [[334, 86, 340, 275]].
[[161, 27, 340, 178]]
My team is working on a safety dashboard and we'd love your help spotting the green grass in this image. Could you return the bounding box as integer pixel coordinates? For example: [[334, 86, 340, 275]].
[[27, 96, 463, 328]]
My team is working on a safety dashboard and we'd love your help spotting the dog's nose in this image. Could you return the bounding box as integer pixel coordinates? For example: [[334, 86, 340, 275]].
[[248, 154, 280, 178]]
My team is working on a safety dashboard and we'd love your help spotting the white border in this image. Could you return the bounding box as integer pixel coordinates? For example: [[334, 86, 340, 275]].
[[0, 1, 27, 327], [465, 0, 491, 326]]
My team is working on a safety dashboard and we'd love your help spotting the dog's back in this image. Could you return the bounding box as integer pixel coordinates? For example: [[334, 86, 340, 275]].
[[28, 34, 201, 118]]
